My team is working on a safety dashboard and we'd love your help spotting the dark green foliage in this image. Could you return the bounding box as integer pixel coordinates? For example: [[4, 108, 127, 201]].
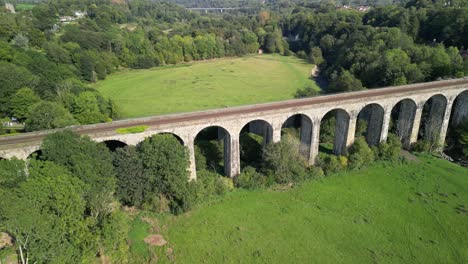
[[412, 140, 432, 153], [317, 153, 342, 175], [234, 166, 267, 189], [98, 210, 130, 264], [328, 70, 365, 93], [138, 134, 192, 214], [25, 101, 77, 131], [0, 163, 96, 264], [295, 86, 319, 98], [195, 140, 223, 172], [191, 170, 232, 202], [319, 116, 336, 144], [41, 130, 116, 219], [240, 132, 264, 168], [348, 138, 375, 170], [113, 146, 146, 207], [262, 135, 308, 184], [377, 134, 402, 161], [8, 87, 40, 121], [195, 145, 207, 171], [0, 62, 38, 113], [0, 158, 26, 189], [456, 121, 468, 157]]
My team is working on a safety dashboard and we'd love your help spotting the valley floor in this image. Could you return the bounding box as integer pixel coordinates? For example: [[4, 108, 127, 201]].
[[95, 54, 319, 118], [130, 155, 467, 263]]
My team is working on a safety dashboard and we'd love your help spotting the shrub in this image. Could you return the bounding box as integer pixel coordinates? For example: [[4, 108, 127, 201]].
[[378, 134, 402, 161], [191, 170, 233, 202], [142, 194, 171, 213], [337, 155, 348, 168], [234, 166, 267, 189], [308, 166, 325, 179], [317, 153, 341, 175], [194, 145, 207, 171], [295, 86, 319, 98], [412, 140, 431, 152], [348, 138, 374, 170], [262, 135, 308, 184]]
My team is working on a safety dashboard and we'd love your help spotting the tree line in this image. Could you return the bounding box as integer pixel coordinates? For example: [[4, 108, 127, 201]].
[[0, 0, 285, 132]]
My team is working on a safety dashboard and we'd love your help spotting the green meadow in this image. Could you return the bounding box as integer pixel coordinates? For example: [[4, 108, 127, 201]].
[[129, 155, 467, 263], [95, 54, 318, 118]]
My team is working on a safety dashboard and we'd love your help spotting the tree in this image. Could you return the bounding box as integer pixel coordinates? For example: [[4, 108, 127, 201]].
[[262, 135, 308, 184], [348, 138, 375, 170], [9, 87, 40, 122], [0, 162, 96, 264], [0, 158, 26, 189], [40, 130, 116, 219], [0, 62, 38, 113], [138, 134, 192, 214], [71, 91, 107, 124], [25, 101, 77, 131], [113, 146, 147, 207], [328, 70, 365, 93]]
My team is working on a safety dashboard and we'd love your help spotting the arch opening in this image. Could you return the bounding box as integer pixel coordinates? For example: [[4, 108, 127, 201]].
[[239, 119, 273, 170], [194, 126, 231, 176], [418, 94, 448, 143], [320, 109, 350, 155], [281, 114, 313, 159], [102, 140, 128, 152], [355, 104, 385, 146], [446, 90, 468, 160], [27, 149, 44, 160], [390, 99, 417, 148], [157, 132, 184, 145]]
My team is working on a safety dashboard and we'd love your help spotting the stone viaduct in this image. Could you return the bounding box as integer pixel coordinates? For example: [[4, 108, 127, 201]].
[[1, 78, 467, 179]]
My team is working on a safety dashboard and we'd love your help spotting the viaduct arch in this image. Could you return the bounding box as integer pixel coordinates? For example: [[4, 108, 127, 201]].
[[0, 78, 467, 179]]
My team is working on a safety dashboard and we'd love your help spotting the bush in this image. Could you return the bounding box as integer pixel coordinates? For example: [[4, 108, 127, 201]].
[[307, 166, 325, 179], [191, 170, 233, 202], [234, 166, 267, 189], [262, 135, 308, 184], [377, 134, 402, 161], [194, 145, 207, 171], [295, 86, 319, 98], [142, 194, 171, 213], [317, 153, 341, 175], [411, 140, 431, 152], [348, 138, 374, 170]]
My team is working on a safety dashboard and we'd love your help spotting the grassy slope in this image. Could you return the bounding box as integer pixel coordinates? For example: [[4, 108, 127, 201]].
[[134, 155, 467, 263], [95, 54, 318, 118]]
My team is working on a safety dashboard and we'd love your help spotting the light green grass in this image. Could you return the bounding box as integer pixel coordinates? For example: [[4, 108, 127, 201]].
[[15, 4, 35, 11], [115, 125, 148, 134], [128, 216, 151, 258], [147, 156, 467, 263], [95, 55, 318, 118]]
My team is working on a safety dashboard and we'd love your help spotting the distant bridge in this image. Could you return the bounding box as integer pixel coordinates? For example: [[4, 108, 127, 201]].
[[187, 7, 241, 13], [1, 78, 467, 179]]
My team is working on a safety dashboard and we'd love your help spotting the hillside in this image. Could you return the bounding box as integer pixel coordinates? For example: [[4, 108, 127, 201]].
[[95, 54, 318, 118], [130, 155, 468, 263]]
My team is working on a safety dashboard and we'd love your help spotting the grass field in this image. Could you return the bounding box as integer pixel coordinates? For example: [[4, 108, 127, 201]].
[[95, 55, 319, 118], [130, 155, 468, 263], [15, 4, 35, 11]]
